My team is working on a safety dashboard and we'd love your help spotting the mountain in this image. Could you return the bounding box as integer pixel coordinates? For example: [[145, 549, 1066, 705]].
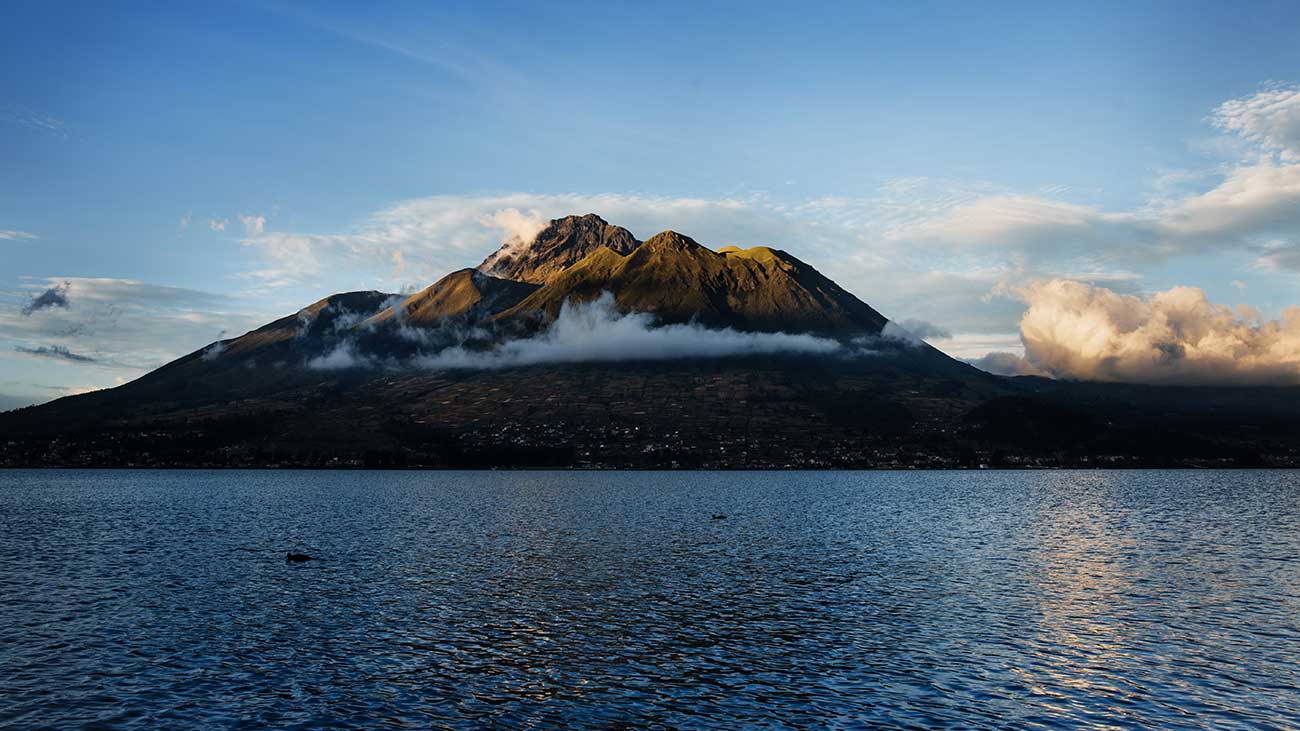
[[5, 213, 1300, 469], [361, 269, 537, 328], [496, 231, 889, 335], [478, 213, 640, 284], [131, 289, 396, 383]]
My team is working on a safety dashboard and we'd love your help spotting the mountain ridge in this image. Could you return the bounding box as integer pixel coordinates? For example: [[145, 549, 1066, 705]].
[[478, 213, 641, 284], [494, 229, 891, 335], [8, 212, 1293, 469]]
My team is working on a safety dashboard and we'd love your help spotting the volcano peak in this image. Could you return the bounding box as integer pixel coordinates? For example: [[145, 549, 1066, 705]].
[[478, 213, 640, 284]]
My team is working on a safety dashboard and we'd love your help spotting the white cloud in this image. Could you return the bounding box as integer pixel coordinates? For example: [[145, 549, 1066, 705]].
[[419, 294, 846, 369], [225, 83, 1300, 371], [0, 229, 38, 241], [482, 207, 547, 246], [898, 195, 1141, 257], [1008, 279, 1300, 385], [239, 193, 809, 290], [231, 190, 1112, 348], [887, 88, 1300, 275], [309, 292, 848, 371], [932, 332, 1024, 360], [1157, 162, 1300, 248], [179, 211, 191, 229], [209, 218, 228, 232], [307, 341, 368, 370], [199, 342, 224, 362], [0, 277, 267, 375], [0, 107, 67, 136], [1212, 83, 1300, 161], [887, 319, 951, 342], [239, 214, 266, 236], [476, 207, 549, 274], [1255, 242, 1300, 272], [967, 351, 1048, 378]]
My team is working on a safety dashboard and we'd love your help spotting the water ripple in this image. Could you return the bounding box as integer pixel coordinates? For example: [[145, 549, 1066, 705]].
[[2, 469, 1299, 729]]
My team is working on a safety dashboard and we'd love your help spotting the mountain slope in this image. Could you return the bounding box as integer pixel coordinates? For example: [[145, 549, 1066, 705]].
[[478, 213, 641, 284], [361, 269, 537, 328], [176, 290, 395, 368], [497, 230, 890, 335]]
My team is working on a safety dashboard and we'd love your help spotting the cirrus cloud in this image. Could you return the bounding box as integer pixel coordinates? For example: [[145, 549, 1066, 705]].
[[2, 277, 267, 374], [14, 344, 99, 363], [1212, 83, 1300, 161], [889, 85, 1300, 274]]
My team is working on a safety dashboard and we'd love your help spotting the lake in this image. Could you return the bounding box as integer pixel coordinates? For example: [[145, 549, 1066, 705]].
[[1, 470, 1298, 729]]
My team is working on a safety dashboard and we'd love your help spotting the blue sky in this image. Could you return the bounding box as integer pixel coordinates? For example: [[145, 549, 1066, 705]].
[[4, 0, 1300, 404]]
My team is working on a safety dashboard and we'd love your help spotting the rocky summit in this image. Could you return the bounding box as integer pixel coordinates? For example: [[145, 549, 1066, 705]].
[[478, 213, 641, 284]]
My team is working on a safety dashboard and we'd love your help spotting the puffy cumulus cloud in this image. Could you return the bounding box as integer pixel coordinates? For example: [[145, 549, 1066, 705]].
[[1011, 279, 1300, 385], [1212, 84, 1300, 161], [209, 218, 228, 232]]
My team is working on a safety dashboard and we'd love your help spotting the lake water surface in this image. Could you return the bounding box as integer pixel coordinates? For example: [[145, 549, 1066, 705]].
[[2, 470, 1299, 729]]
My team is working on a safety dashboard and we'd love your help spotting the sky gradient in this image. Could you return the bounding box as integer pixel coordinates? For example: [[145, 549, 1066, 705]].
[[4, 0, 1300, 406]]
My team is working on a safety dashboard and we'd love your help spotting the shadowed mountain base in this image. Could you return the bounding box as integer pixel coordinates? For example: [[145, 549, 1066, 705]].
[[5, 355, 1300, 468]]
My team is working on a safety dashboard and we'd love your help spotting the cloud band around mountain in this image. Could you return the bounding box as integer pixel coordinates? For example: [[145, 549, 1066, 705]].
[[309, 292, 847, 371]]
